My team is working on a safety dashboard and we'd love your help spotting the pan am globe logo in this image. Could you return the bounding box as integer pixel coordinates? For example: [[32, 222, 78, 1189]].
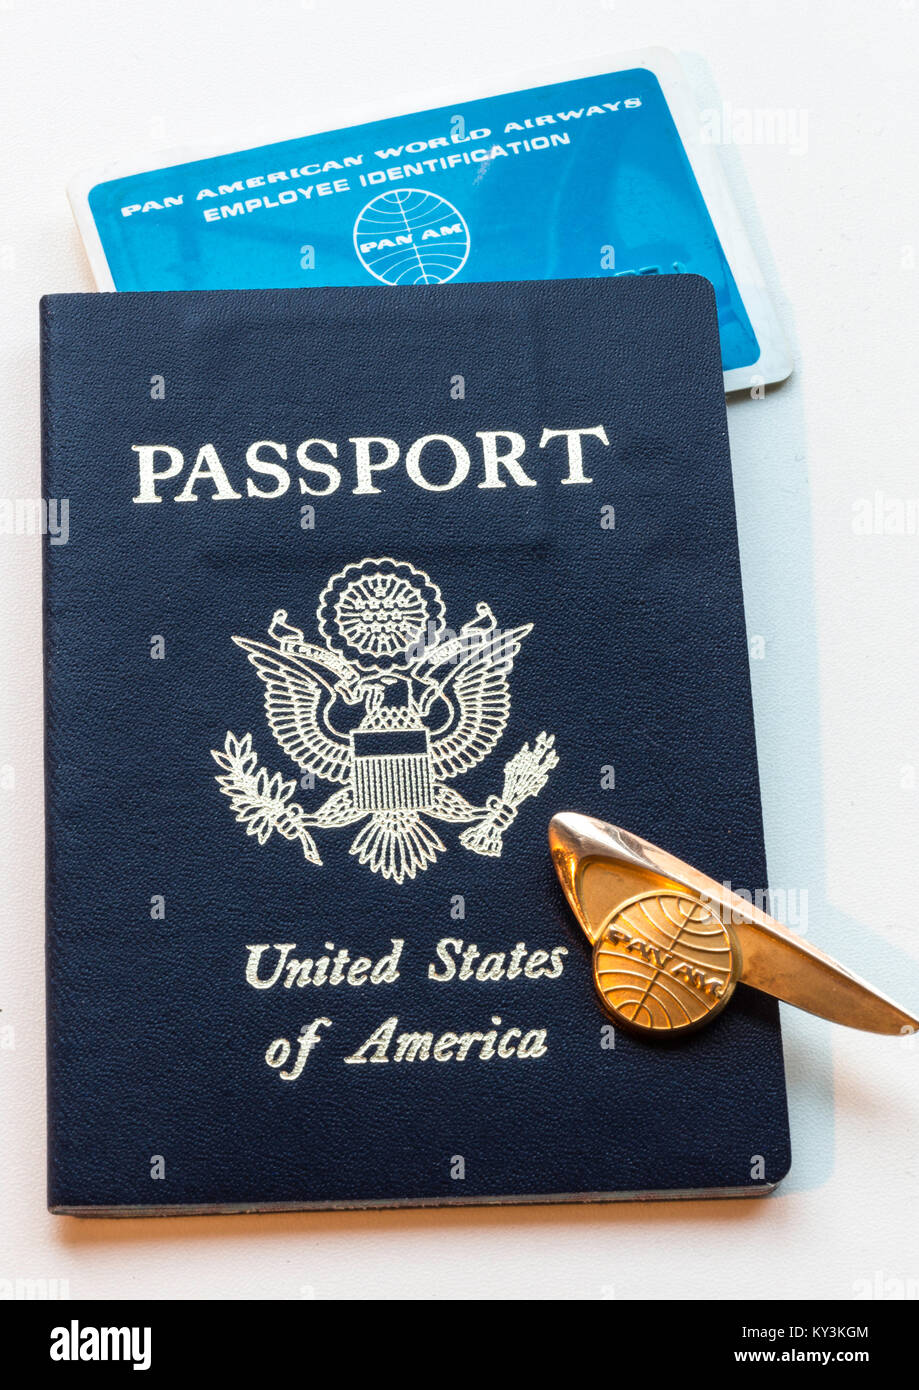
[[353, 188, 470, 285]]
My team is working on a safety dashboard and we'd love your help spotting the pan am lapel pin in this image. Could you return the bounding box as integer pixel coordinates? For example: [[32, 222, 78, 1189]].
[[549, 812, 919, 1038]]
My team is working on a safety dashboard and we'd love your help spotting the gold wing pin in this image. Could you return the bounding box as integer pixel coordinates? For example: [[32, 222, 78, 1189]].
[[549, 812, 919, 1038]]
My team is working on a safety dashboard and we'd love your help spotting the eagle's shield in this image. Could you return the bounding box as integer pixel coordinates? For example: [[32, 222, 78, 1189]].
[[350, 728, 435, 812]]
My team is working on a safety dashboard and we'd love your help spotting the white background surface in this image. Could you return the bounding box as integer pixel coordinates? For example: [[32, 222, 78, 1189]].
[[1, 0, 917, 1301]]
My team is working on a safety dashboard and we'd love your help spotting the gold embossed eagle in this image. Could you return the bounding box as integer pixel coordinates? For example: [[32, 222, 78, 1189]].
[[211, 557, 558, 884]]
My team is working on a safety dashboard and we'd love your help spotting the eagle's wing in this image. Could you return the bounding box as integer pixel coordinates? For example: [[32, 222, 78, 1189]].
[[429, 624, 532, 781], [232, 637, 353, 785]]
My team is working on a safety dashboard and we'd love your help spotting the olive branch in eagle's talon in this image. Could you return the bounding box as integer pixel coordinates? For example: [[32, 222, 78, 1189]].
[[211, 731, 322, 865]]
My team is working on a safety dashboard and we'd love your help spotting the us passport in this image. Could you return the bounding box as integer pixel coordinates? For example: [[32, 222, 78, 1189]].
[[42, 277, 791, 1214]]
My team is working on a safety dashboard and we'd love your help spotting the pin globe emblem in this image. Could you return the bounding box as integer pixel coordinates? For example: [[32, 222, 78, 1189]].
[[594, 891, 738, 1034]]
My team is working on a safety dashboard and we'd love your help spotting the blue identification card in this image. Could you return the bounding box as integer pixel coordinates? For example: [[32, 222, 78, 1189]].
[[69, 50, 791, 391]]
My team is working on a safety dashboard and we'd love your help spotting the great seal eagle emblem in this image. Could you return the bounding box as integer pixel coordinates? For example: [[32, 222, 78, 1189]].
[[211, 557, 558, 884]]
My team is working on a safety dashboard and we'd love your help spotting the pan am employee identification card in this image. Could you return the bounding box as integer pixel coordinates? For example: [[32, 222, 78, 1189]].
[[69, 49, 791, 392]]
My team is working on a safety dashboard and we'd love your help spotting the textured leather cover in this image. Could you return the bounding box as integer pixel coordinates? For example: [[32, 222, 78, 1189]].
[[42, 278, 790, 1213]]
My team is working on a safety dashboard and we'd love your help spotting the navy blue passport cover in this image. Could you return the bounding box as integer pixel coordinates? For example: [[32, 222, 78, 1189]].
[[42, 277, 790, 1214]]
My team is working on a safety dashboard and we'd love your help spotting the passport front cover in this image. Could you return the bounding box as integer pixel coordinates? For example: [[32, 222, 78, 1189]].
[[42, 277, 791, 1214]]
